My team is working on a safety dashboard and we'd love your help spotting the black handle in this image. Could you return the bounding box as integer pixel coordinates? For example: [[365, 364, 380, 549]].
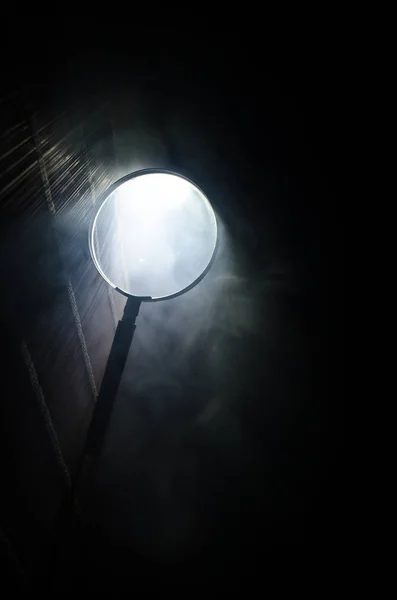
[[83, 296, 141, 461]]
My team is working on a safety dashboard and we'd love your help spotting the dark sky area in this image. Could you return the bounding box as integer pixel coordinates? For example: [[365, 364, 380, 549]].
[[1, 30, 344, 589]]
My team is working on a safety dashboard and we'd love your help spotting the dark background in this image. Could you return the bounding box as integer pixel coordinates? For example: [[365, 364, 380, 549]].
[[1, 31, 344, 588]]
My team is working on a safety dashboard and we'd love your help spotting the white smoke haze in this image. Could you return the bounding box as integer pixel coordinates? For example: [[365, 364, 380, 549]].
[[92, 217, 296, 560], [0, 48, 336, 581], [83, 88, 305, 562]]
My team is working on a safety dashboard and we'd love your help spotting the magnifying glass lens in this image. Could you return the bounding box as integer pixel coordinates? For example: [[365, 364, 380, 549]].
[[91, 172, 217, 300]]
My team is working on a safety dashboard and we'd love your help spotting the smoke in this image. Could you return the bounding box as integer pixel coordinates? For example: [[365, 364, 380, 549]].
[[0, 48, 330, 578], [81, 83, 308, 562], [94, 216, 295, 560]]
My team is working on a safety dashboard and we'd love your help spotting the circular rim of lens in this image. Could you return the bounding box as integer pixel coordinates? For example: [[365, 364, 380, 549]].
[[89, 168, 218, 302]]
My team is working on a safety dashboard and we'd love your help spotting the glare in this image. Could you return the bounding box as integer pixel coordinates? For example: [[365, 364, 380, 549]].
[[91, 172, 217, 299]]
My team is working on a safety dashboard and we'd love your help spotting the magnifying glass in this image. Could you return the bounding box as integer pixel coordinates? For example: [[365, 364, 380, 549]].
[[89, 169, 218, 301], [82, 169, 218, 466]]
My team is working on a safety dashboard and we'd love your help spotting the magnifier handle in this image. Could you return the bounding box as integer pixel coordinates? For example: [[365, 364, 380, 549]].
[[81, 296, 141, 466]]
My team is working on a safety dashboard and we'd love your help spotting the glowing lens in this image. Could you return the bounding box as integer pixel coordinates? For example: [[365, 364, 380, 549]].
[[90, 172, 217, 299]]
